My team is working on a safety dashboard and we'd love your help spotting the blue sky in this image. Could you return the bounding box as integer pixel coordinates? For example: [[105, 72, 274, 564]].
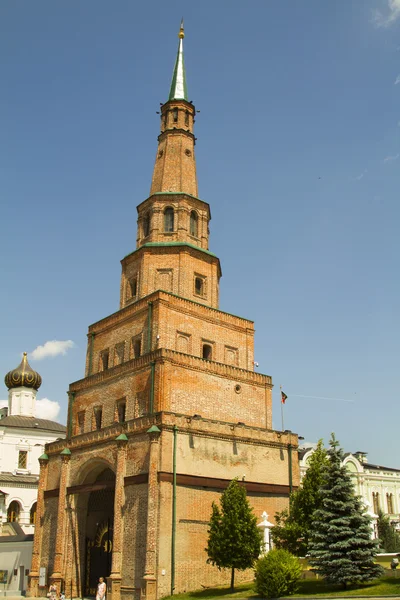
[[1, 1, 399, 466]]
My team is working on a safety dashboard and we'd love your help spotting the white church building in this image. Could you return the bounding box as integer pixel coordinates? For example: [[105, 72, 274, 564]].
[[0, 352, 66, 594], [0, 352, 66, 531]]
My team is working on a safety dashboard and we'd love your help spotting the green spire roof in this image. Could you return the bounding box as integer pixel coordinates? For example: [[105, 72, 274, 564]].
[[168, 20, 188, 101]]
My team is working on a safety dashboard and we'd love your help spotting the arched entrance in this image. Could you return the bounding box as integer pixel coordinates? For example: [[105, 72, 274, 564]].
[[84, 468, 115, 596]]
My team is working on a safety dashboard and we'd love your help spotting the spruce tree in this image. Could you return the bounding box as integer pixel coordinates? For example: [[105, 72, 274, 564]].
[[272, 440, 328, 556], [377, 510, 400, 553], [308, 434, 384, 588], [205, 478, 262, 591]]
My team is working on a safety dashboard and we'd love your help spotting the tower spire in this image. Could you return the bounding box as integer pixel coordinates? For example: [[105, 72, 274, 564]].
[[168, 19, 188, 101]]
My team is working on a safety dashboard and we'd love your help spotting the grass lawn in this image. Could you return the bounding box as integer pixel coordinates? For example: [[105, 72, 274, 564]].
[[164, 575, 400, 599]]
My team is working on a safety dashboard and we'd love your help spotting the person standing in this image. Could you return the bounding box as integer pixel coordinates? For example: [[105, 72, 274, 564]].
[[48, 583, 57, 600], [96, 577, 106, 600]]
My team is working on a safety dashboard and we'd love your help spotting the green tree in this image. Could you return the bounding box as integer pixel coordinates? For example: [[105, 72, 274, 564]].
[[376, 510, 400, 552], [254, 549, 302, 599], [272, 440, 328, 556], [205, 478, 262, 591], [308, 434, 384, 588]]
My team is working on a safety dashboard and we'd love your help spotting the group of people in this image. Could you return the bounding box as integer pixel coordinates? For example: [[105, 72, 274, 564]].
[[48, 577, 106, 600]]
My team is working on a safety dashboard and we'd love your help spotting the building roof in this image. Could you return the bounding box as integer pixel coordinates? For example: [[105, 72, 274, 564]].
[[363, 462, 400, 474], [168, 20, 188, 101], [0, 522, 34, 542], [4, 352, 42, 391], [0, 414, 66, 433], [0, 472, 39, 485]]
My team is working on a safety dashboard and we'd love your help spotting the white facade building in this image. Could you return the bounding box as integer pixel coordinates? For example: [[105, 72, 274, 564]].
[[299, 446, 400, 533], [0, 353, 66, 534]]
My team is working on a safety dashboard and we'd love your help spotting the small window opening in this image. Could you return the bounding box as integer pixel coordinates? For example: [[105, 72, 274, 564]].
[[30, 502, 37, 525], [115, 343, 125, 365], [202, 344, 212, 360], [77, 411, 85, 435], [185, 110, 189, 126], [94, 407, 102, 430], [133, 338, 142, 359], [143, 213, 150, 237], [18, 450, 27, 469], [7, 501, 20, 523], [129, 277, 138, 299], [372, 492, 380, 513], [173, 108, 178, 123], [387, 493, 394, 514], [101, 350, 109, 371], [117, 400, 126, 423], [164, 207, 174, 232], [195, 277, 204, 296], [190, 211, 198, 237]]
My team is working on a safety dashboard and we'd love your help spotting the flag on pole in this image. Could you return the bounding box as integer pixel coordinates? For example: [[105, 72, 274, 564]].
[[281, 391, 287, 404]]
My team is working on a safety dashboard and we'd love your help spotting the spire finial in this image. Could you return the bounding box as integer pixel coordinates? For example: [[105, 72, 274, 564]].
[[179, 19, 184, 39], [168, 20, 188, 101]]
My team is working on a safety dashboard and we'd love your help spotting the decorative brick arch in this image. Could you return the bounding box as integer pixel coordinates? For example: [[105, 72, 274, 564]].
[[71, 455, 116, 488]]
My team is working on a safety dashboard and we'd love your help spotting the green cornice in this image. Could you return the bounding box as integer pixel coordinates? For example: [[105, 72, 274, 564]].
[[153, 191, 204, 201], [123, 242, 218, 260]]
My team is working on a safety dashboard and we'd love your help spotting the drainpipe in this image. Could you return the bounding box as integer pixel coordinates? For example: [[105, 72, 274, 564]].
[[147, 301, 153, 353], [149, 362, 155, 414], [67, 392, 75, 440], [288, 443, 293, 494], [88, 333, 95, 376], [171, 425, 178, 595]]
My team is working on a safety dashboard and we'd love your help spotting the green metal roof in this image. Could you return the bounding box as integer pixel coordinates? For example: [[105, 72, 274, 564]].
[[115, 433, 128, 442], [124, 242, 218, 260], [147, 425, 161, 434], [60, 448, 71, 456], [168, 20, 188, 101]]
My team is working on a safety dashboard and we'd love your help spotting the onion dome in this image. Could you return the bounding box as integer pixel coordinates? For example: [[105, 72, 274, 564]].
[[4, 352, 42, 390]]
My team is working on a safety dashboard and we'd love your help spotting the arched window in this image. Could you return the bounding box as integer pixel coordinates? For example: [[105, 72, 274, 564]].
[[173, 108, 178, 123], [190, 211, 198, 237], [372, 492, 380, 514], [7, 501, 21, 523], [164, 207, 174, 232], [30, 502, 37, 525], [143, 213, 150, 238]]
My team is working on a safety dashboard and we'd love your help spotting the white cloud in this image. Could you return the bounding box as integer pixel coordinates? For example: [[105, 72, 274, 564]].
[[0, 398, 61, 421], [36, 398, 61, 421], [30, 340, 75, 360], [383, 153, 400, 162], [373, 0, 400, 27], [355, 169, 367, 180], [395, 74, 400, 84]]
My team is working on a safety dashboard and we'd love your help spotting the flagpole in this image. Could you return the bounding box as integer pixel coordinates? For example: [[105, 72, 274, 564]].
[[280, 385, 284, 431]]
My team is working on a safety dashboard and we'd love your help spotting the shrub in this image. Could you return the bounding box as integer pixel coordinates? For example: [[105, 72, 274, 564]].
[[254, 549, 302, 598]]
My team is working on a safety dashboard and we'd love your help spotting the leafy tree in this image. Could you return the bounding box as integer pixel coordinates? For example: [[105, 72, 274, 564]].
[[205, 478, 262, 591], [254, 549, 302, 598], [272, 440, 328, 556], [308, 434, 384, 588], [376, 510, 400, 553]]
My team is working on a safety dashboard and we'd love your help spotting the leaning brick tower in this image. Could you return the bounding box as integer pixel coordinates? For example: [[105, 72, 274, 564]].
[[29, 22, 299, 600]]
